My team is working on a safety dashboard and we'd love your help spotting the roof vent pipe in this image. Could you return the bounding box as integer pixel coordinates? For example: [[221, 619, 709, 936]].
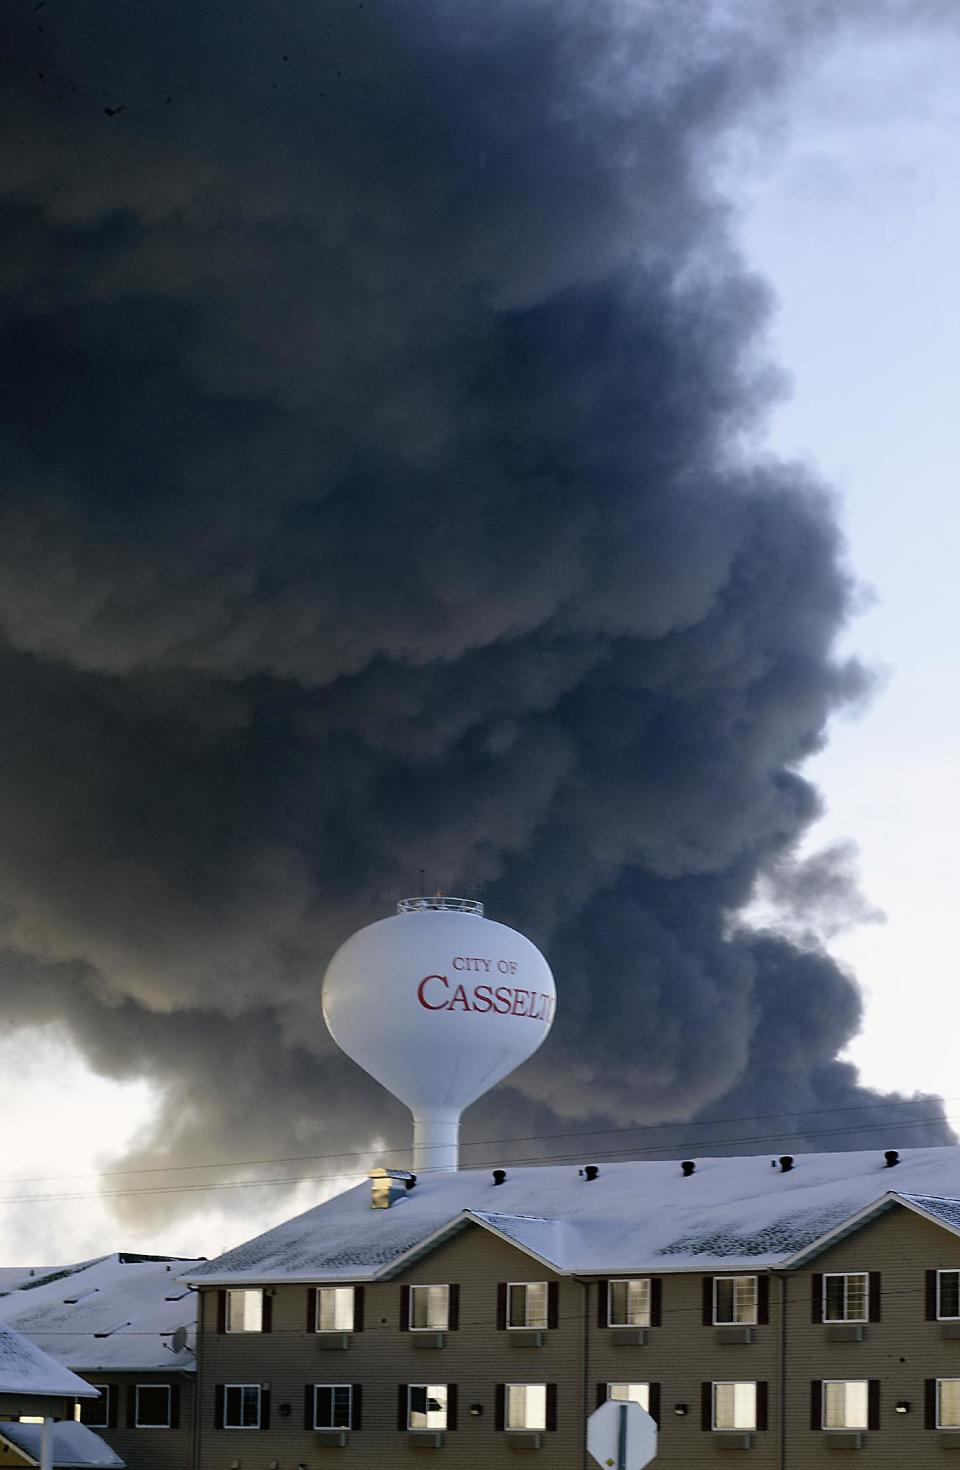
[[581, 1165, 599, 1182], [779, 1155, 794, 1173], [681, 1160, 696, 1177], [884, 1149, 900, 1168], [492, 1169, 506, 1186]]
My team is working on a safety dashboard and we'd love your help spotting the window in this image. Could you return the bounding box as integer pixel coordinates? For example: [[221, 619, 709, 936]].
[[409, 1285, 449, 1331], [79, 1387, 110, 1429], [134, 1385, 171, 1429], [823, 1381, 868, 1430], [938, 1381, 960, 1428], [313, 1386, 353, 1430], [317, 1287, 354, 1332], [224, 1385, 262, 1429], [938, 1271, 960, 1320], [608, 1280, 651, 1327], [225, 1288, 263, 1333], [823, 1273, 868, 1323], [713, 1383, 757, 1431], [608, 1384, 649, 1410], [506, 1384, 547, 1431], [408, 1385, 447, 1431], [714, 1277, 757, 1326], [508, 1282, 548, 1329]]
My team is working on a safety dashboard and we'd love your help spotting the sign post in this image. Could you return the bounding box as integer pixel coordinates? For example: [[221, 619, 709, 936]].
[[587, 1398, 657, 1470]]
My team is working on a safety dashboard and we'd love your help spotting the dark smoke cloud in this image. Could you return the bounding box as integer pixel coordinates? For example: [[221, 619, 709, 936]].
[[0, 0, 952, 1232]]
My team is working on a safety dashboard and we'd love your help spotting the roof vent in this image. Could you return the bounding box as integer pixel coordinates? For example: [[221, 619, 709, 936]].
[[580, 1165, 599, 1182], [368, 1167, 416, 1209], [779, 1156, 794, 1173], [492, 1169, 507, 1186], [681, 1160, 696, 1178], [884, 1149, 900, 1168]]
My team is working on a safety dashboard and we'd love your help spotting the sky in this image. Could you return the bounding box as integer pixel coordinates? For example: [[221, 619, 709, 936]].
[[0, 1, 958, 1265]]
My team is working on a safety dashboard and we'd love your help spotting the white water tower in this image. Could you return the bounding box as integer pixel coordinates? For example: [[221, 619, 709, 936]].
[[322, 898, 556, 1172]]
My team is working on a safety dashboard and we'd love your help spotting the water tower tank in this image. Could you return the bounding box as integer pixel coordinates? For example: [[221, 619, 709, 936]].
[[322, 898, 556, 1172]]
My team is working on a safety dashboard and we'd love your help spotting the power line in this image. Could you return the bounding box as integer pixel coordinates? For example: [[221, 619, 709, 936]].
[[1, 1110, 956, 1207], [4, 1090, 956, 1187]]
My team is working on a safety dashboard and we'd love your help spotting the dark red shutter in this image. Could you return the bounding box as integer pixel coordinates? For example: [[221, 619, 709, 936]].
[[397, 1384, 408, 1431], [496, 1283, 508, 1330], [926, 1271, 939, 1322], [702, 1278, 714, 1326], [400, 1285, 411, 1331], [757, 1276, 769, 1325], [545, 1383, 557, 1431], [306, 1287, 317, 1332], [304, 1384, 314, 1430], [262, 1292, 273, 1333], [352, 1384, 363, 1431], [169, 1384, 180, 1430], [650, 1278, 662, 1327], [214, 1384, 225, 1430], [867, 1380, 880, 1431], [701, 1382, 713, 1431], [126, 1386, 136, 1429], [494, 1384, 505, 1431], [868, 1273, 881, 1323], [547, 1282, 559, 1330], [810, 1381, 822, 1431], [925, 1379, 938, 1430], [597, 1280, 609, 1327], [353, 1285, 365, 1332], [259, 1388, 271, 1431], [448, 1284, 460, 1331], [108, 1385, 118, 1430], [216, 1291, 227, 1333], [447, 1384, 458, 1431], [756, 1381, 768, 1432], [648, 1384, 660, 1426], [811, 1274, 823, 1324], [596, 1384, 608, 1409]]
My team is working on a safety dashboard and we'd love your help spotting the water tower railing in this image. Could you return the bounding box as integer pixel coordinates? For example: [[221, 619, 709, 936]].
[[397, 896, 485, 915]]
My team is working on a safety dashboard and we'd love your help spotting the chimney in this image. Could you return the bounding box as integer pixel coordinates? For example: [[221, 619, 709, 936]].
[[681, 1160, 696, 1178], [884, 1149, 900, 1168], [492, 1169, 507, 1186], [368, 1167, 417, 1208], [778, 1155, 794, 1174], [580, 1164, 599, 1182]]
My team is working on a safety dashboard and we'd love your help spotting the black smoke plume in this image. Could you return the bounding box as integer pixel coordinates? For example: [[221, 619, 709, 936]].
[[0, 0, 951, 1232]]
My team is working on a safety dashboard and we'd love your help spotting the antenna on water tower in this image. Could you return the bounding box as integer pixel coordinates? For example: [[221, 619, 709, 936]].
[[322, 896, 556, 1173]]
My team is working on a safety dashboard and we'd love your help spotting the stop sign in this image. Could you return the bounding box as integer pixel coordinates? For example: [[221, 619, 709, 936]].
[[587, 1399, 657, 1469]]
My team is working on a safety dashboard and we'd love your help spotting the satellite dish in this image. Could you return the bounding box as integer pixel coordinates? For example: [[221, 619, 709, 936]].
[[171, 1325, 189, 1354]]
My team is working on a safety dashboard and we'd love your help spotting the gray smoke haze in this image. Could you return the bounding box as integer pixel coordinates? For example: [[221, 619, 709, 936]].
[[0, 0, 952, 1230]]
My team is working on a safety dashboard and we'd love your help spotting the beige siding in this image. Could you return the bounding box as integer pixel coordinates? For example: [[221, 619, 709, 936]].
[[75, 1371, 196, 1470]]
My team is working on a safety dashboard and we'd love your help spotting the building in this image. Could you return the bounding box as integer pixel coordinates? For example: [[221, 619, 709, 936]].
[[0, 1254, 201, 1470], [0, 1320, 117, 1470], [182, 1143, 960, 1467]]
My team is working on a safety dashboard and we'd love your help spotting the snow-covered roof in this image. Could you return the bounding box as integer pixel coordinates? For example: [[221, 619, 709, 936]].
[[185, 1144, 960, 1283], [0, 1256, 201, 1373], [0, 1421, 124, 1468], [0, 1323, 97, 1399]]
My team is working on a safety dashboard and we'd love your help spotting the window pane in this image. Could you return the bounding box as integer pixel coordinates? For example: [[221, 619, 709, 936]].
[[940, 1273, 960, 1319], [734, 1278, 757, 1325], [940, 1381, 960, 1428], [314, 1385, 351, 1429], [510, 1282, 547, 1329], [713, 1383, 755, 1430], [79, 1390, 109, 1429], [507, 1384, 546, 1430], [845, 1274, 868, 1321], [714, 1279, 734, 1324], [224, 1385, 260, 1428], [135, 1386, 170, 1428], [226, 1289, 263, 1333], [317, 1287, 354, 1332], [411, 1284, 449, 1330], [714, 1384, 736, 1429], [409, 1385, 446, 1430], [824, 1381, 867, 1430], [824, 1276, 846, 1322], [608, 1280, 651, 1327], [608, 1384, 649, 1410]]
